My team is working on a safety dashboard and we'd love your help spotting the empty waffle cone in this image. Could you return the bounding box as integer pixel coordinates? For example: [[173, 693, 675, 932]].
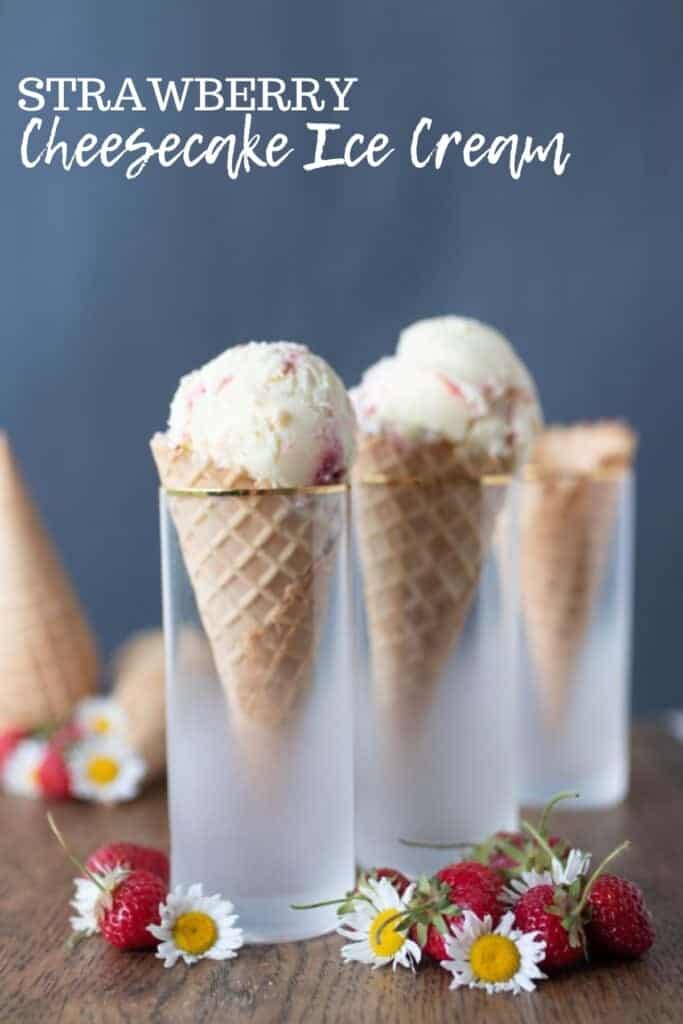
[[520, 421, 637, 728], [151, 434, 339, 732], [0, 433, 99, 730], [113, 629, 166, 780], [353, 434, 511, 724]]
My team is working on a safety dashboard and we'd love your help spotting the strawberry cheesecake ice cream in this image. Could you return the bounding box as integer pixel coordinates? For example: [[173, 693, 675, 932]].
[[352, 315, 541, 470], [165, 341, 356, 487]]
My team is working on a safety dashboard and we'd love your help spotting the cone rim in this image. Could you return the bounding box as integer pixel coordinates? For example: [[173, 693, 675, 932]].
[[522, 465, 633, 483], [161, 482, 349, 497]]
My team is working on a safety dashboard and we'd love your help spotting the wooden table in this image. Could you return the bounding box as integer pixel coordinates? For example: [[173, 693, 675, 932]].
[[1, 723, 681, 1023]]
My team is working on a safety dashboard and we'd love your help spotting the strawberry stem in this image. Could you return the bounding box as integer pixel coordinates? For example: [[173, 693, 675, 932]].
[[46, 813, 107, 895], [375, 909, 407, 942], [290, 895, 372, 911], [576, 840, 631, 915], [65, 930, 90, 952], [521, 818, 558, 863], [537, 791, 579, 835], [398, 838, 473, 850], [375, 898, 446, 943], [494, 836, 528, 864]]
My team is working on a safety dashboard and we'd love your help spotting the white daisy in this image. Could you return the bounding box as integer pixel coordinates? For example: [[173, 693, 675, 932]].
[[2, 738, 47, 797], [502, 848, 592, 905], [553, 848, 591, 886], [148, 883, 244, 967], [69, 866, 129, 935], [441, 910, 546, 995], [74, 696, 128, 739], [68, 737, 146, 803], [337, 877, 421, 971]]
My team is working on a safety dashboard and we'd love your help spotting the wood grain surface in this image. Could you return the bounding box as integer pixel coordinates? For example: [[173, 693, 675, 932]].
[[1, 723, 681, 1023]]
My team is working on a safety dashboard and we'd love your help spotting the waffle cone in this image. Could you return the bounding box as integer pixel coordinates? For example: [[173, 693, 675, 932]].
[[113, 629, 166, 780], [520, 421, 637, 727], [353, 434, 510, 722], [0, 433, 99, 730], [151, 435, 338, 731]]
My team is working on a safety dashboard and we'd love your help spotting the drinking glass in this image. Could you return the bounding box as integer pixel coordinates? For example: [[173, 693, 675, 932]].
[[517, 469, 634, 807], [160, 484, 355, 942], [353, 476, 519, 877]]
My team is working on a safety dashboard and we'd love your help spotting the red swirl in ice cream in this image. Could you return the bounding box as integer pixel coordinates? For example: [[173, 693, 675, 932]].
[[165, 341, 356, 487], [351, 316, 541, 467]]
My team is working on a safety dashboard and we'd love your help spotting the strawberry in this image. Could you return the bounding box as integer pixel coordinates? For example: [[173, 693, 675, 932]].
[[586, 875, 654, 959], [86, 843, 170, 887], [471, 792, 577, 880], [36, 720, 85, 798], [367, 867, 410, 895], [409, 861, 504, 961], [37, 744, 72, 799], [398, 793, 573, 884], [514, 883, 586, 971], [98, 869, 166, 950], [509, 820, 639, 972], [481, 830, 566, 877], [51, 722, 85, 748], [437, 861, 503, 890], [336, 866, 411, 915], [484, 830, 525, 873], [48, 814, 168, 950]]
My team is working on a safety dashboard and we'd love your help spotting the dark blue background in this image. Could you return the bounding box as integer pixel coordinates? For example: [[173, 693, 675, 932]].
[[1, 2, 680, 710]]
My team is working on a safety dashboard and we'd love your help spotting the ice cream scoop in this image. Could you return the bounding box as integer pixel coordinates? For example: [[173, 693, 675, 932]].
[[351, 315, 541, 468], [166, 341, 356, 487]]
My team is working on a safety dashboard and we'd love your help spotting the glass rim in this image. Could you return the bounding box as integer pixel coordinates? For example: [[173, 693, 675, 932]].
[[356, 465, 633, 486], [355, 473, 511, 487], [162, 482, 350, 497], [161, 466, 633, 495], [522, 465, 633, 483]]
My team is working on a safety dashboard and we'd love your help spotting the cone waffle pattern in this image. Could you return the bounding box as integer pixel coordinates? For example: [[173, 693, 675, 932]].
[[151, 436, 338, 728], [0, 434, 98, 730], [353, 435, 510, 720], [520, 422, 636, 728]]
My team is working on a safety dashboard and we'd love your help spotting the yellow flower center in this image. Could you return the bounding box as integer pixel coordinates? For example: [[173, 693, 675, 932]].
[[470, 935, 521, 984], [172, 911, 218, 956], [92, 716, 111, 734], [87, 756, 120, 785], [368, 909, 406, 958], [30, 767, 41, 787]]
